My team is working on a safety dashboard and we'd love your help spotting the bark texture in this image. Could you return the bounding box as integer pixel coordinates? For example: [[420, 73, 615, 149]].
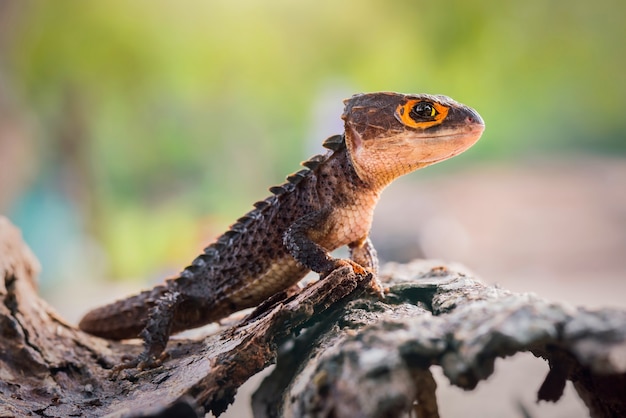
[[0, 216, 624, 417]]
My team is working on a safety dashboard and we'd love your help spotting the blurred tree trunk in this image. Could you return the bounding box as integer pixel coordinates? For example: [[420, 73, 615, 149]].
[[1, 216, 625, 417]]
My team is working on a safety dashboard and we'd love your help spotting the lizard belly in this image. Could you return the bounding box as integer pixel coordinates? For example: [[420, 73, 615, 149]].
[[227, 255, 307, 307]]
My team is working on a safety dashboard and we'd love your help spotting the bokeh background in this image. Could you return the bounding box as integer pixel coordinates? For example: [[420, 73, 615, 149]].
[[0, 1, 624, 417]]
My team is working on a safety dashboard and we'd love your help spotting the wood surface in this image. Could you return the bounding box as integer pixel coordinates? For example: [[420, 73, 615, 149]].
[[1, 216, 624, 417]]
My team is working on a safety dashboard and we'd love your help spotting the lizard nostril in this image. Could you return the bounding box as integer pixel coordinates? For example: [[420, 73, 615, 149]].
[[465, 109, 484, 126]]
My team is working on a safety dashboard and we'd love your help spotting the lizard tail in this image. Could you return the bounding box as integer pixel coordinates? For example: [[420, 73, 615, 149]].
[[78, 285, 168, 340]]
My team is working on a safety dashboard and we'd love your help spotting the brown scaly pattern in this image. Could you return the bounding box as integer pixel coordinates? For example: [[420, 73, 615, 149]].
[[79, 135, 360, 339], [79, 92, 485, 370]]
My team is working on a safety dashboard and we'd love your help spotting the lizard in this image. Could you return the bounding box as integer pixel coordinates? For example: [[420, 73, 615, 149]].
[[78, 91, 485, 370]]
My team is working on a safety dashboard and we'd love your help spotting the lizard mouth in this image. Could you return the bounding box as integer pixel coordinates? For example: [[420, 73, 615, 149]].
[[424, 128, 483, 140], [410, 124, 485, 165], [422, 121, 485, 143]]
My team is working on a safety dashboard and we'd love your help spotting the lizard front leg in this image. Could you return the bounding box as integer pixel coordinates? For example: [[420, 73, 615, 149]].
[[283, 208, 368, 277], [349, 236, 384, 296], [349, 236, 378, 275]]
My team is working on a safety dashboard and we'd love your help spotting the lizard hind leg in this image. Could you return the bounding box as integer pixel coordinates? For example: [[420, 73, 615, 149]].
[[113, 289, 182, 372]]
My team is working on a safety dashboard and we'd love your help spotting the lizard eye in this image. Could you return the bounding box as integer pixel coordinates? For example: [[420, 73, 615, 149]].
[[395, 98, 448, 129], [410, 102, 437, 120]]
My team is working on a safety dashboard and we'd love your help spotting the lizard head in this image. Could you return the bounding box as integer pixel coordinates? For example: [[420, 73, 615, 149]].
[[342, 92, 485, 189]]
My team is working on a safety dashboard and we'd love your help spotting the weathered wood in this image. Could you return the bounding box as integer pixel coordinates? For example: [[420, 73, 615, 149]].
[[0, 216, 372, 417], [1, 216, 625, 417], [253, 262, 626, 417]]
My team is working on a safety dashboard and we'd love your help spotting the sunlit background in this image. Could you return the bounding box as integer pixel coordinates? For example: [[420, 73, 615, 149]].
[[0, 1, 624, 416]]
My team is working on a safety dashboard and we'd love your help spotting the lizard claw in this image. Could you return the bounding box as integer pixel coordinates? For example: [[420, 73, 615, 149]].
[[332, 259, 368, 276], [110, 359, 140, 378], [110, 353, 166, 378], [367, 276, 386, 299], [336, 259, 386, 299], [321, 259, 385, 299]]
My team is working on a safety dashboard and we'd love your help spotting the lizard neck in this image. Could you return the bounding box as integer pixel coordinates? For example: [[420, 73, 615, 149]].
[[343, 128, 415, 193], [317, 146, 381, 206]]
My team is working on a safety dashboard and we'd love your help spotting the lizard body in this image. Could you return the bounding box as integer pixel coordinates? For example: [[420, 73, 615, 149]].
[[79, 92, 484, 369]]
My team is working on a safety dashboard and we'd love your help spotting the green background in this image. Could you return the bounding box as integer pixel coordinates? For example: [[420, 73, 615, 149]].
[[0, 0, 624, 285]]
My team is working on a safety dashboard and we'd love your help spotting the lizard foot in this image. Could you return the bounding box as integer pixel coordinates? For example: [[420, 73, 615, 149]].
[[321, 259, 385, 298], [367, 275, 387, 300], [110, 352, 167, 378], [337, 259, 386, 299], [327, 259, 368, 276]]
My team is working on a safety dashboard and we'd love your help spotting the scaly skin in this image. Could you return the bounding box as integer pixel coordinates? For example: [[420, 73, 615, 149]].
[[79, 92, 485, 369]]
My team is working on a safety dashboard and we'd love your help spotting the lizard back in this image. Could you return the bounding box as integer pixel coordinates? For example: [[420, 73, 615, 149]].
[[79, 135, 370, 339]]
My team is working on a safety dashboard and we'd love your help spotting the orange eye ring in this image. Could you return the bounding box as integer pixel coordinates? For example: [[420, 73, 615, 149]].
[[395, 100, 449, 129]]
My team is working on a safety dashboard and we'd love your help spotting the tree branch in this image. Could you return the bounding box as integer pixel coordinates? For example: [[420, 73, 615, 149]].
[[1, 217, 624, 417]]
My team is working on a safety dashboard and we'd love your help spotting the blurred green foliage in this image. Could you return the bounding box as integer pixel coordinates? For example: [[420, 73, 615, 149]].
[[1, 0, 624, 283]]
